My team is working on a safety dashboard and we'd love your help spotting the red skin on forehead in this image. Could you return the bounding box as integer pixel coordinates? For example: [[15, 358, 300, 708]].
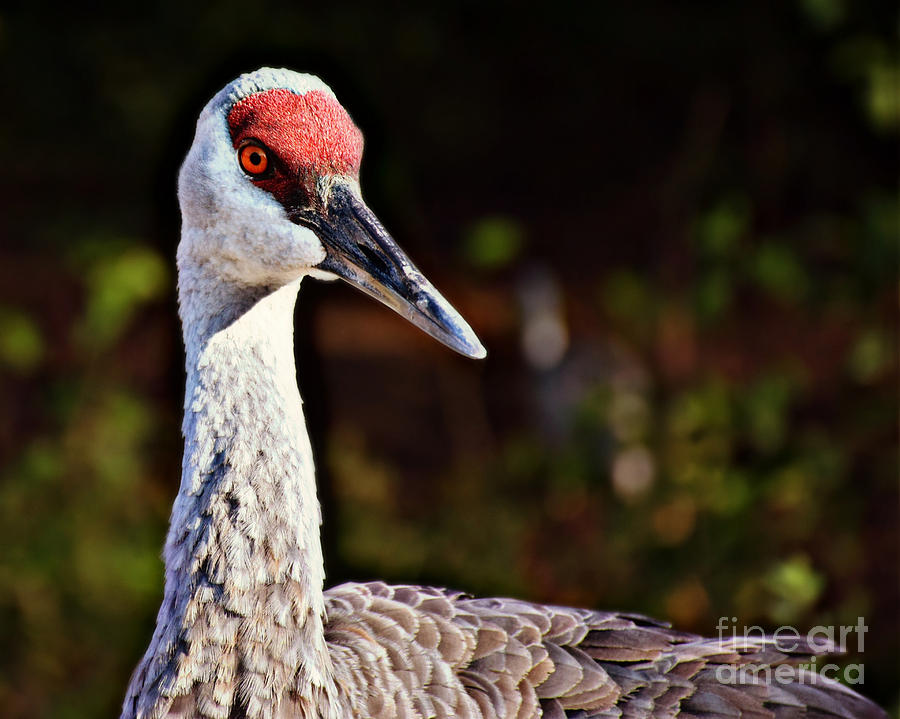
[[227, 88, 363, 207]]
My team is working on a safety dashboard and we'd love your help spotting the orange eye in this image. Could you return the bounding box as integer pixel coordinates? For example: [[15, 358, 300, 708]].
[[239, 143, 269, 175]]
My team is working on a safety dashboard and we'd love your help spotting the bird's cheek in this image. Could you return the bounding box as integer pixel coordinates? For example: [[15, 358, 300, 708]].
[[246, 221, 325, 284], [284, 223, 327, 270], [235, 222, 327, 286]]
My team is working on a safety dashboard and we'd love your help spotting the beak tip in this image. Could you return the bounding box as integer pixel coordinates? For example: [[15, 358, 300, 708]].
[[469, 341, 488, 360], [451, 324, 486, 360]]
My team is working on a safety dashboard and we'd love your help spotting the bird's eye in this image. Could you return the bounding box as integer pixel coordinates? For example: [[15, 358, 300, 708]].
[[239, 143, 269, 176]]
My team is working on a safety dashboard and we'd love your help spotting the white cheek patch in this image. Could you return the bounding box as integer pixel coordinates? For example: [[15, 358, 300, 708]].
[[287, 223, 327, 267]]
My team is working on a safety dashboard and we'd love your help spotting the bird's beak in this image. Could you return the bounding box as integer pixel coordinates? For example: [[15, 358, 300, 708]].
[[292, 181, 486, 359]]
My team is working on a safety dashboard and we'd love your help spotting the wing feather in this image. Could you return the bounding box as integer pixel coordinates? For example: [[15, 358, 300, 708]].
[[322, 582, 886, 719]]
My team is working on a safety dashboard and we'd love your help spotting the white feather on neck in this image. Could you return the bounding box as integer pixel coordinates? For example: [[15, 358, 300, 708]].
[[125, 272, 337, 718]]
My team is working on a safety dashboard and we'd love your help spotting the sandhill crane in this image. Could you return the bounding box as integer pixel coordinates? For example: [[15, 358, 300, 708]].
[[122, 68, 886, 719]]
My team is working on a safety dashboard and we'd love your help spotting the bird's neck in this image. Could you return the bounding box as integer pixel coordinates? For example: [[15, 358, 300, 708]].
[[127, 266, 334, 717], [175, 272, 326, 617]]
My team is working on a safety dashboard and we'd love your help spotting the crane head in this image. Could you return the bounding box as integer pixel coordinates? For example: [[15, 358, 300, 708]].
[[179, 67, 485, 359]]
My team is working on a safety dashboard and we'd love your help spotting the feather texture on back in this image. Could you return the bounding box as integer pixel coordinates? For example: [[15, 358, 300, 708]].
[[323, 581, 883, 719]]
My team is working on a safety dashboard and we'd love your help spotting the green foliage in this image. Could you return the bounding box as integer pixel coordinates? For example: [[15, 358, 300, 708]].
[[0, 241, 171, 715], [463, 216, 526, 270], [694, 196, 749, 261], [764, 554, 825, 624], [0, 385, 169, 716], [847, 327, 893, 383], [75, 245, 169, 350], [601, 270, 658, 337], [798, 0, 846, 31], [749, 242, 810, 305], [0, 308, 44, 374], [831, 35, 900, 132]]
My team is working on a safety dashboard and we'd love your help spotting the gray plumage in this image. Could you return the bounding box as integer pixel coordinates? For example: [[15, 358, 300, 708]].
[[121, 68, 886, 719]]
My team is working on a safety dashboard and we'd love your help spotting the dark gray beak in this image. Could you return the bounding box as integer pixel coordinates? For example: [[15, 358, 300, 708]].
[[291, 181, 486, 359]]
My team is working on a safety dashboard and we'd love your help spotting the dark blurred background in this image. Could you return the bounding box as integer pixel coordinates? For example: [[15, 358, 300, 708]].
[[0, 2, 897, 716]]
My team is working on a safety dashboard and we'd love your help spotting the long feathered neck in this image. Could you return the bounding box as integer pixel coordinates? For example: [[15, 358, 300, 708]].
[[123, 258, 334, 718]]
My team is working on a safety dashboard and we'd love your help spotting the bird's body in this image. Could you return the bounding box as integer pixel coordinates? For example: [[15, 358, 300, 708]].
[[123, 68, 886, 719]]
